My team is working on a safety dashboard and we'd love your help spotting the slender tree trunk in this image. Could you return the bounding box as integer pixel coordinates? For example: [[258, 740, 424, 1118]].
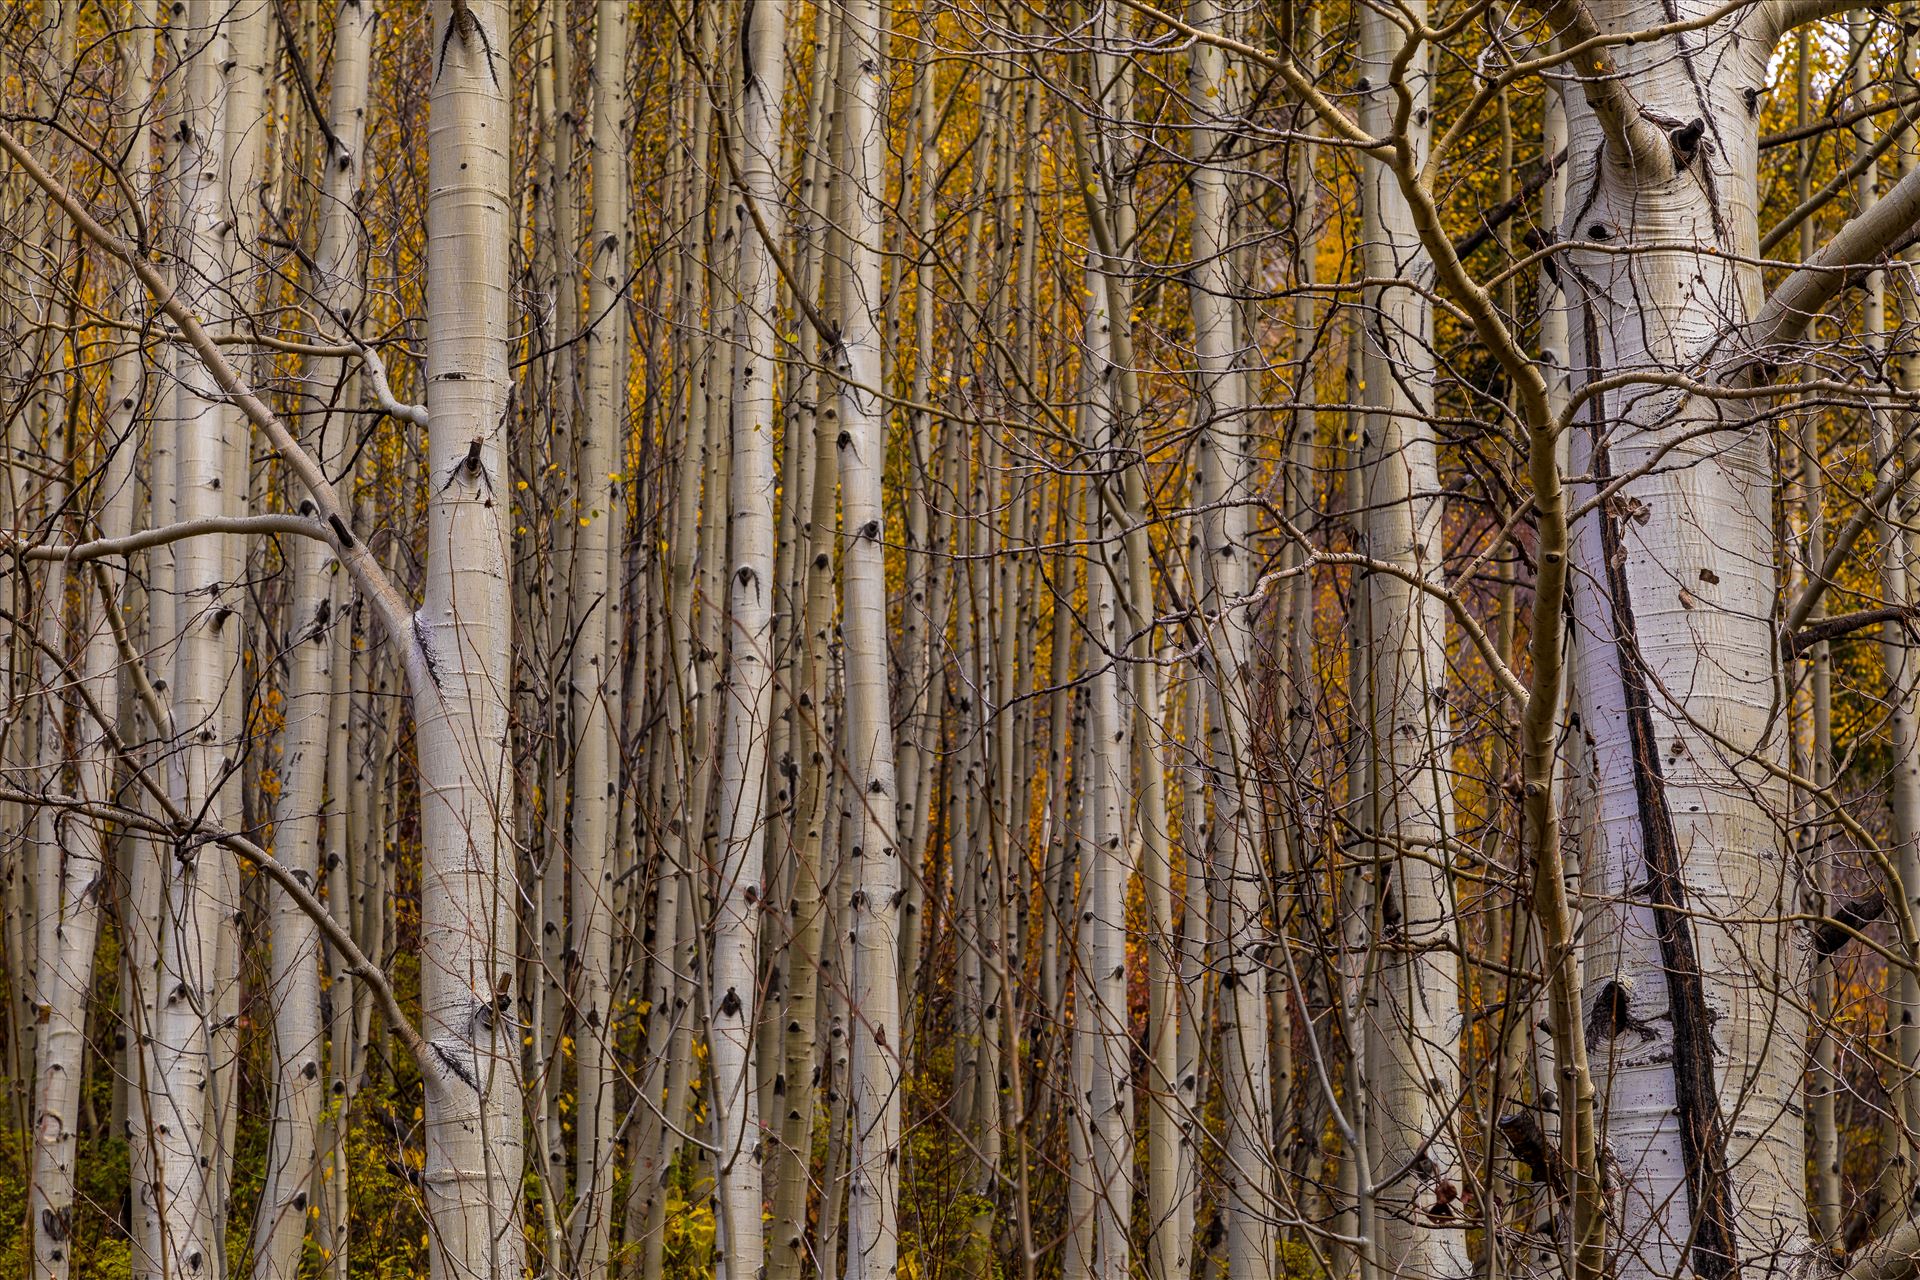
[[896, 25, 938, 998], [531, 0, 577, 1202], [203, 5, 271, 1245], [766, 14, 836, 1274], [769, 332, 839, 1280], [1353, 6, 1469, 1275], [568, 2, 630, 1270], [1184, 8, 1273, 1276], [835, 5, 905, 1275], [708, 4, 785, 1277], [149, 8, 242, 1269], [1081, 256, 1135, 1280], [627, 27, 716, 1267], [25, 6, 120, 1277], [252, 7, 371, 1276], [1850, 14, 1920, 1194], [1796, 28, 1844, 1251]]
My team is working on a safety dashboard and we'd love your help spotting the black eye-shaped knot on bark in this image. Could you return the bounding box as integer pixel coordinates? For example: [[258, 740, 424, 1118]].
[[1669, 118, 1706, 168]]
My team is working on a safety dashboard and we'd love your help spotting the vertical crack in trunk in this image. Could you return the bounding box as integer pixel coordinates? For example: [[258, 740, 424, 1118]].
[[1587, 378, 1738, 1280]]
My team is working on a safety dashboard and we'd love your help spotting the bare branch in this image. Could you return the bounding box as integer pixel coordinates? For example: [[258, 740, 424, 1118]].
[[6, 514, 328, 563]]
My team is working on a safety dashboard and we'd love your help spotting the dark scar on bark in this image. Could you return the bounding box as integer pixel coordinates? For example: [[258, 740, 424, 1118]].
[[1584, 310, 1738, 1280]]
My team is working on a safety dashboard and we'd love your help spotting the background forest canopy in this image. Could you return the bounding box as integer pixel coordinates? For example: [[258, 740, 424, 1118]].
[[7, 0, 1920, 1279]]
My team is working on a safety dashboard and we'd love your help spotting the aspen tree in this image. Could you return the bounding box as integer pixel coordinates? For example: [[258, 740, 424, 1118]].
[[148, 6, 244, 1269], [956, 73, 1014, 1267], [1080, 252, 1134, 1280], [1880, 17, 1920, 1220], [27, 0, 75, 1135], [1073, 16, 1182, 1271], [253, 6, 373, 1276], [310, 7, 377, 1275], [895, 25, 940, 995], [1854, 12, 1920, 1166], [1548, 5, 1863, 1273], [1184, 6, 1273, 1276], [768, 11, 838, 1277], [769, 319, 839, 1280], [105, 5, 165, 1273], [418, 4, 524, 1274], [1796, 28, 1844, 1249], [1351, 2, 1470, 1273], [708, 1, 785, 1274], [204, 3, 271, 1237], [530, 0, 576, 1190], [123, 1, 172, 1260], [627, 19, 719, 1271], [835, 3, 906, 1275], [27, 7, 107, 1275], [569, 0, 630, 1269]]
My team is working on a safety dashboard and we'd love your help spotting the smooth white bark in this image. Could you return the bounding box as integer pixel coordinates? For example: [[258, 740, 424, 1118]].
[[1558, 8, 1805, 1278], [149, 7, 242, 1269], [835, 5, 905, 1276], [420, 5, 524, 1275], [26, 5, 101, 1277], [569, 2, 629, 1270], [1185, 7, 1273, 1276], [1081, 259, 1134, 1280], [253, 7, 372, 1276], [1353, 7, 1469, 1277], [707, 5, 784, 1277]]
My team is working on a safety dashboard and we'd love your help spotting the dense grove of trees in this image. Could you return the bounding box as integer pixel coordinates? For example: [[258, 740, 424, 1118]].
[[6, 2, 1920, 1280]]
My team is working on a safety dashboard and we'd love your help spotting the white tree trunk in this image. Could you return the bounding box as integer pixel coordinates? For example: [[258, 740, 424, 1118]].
[[1353, 7, 1469, 1277], [568, 1, 629, 1270], [420, 5, 524, 1275], [768, 15, 836, 1269], [1184, 7, 1273, 1276], [25, 5, 96, 1277], [626, 30, 716, 1266], [707, 4, 784, 1277], [835, 4, 905, 1276], [1557, 9, 1805, 1278], [149, 7, 242, 1269], [252, 6, 371, 1275], [205, 3, 270, 1243], [769, 338, 839, 1280], [1081, 258, 1134, 1280]]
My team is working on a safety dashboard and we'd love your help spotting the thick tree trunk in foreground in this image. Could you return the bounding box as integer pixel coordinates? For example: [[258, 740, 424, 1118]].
[[1559, 8, 1809, 1278], [419, 5, 524, 1275]]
